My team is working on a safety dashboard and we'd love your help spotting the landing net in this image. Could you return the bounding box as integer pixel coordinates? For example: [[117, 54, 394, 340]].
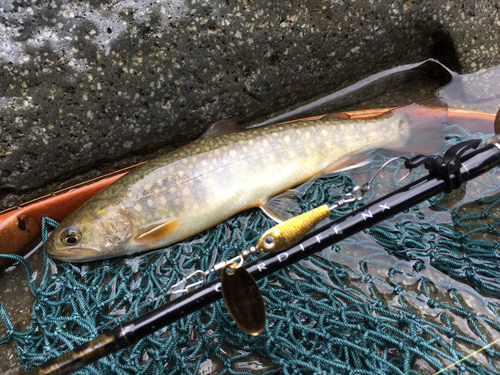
[[1, 124, 500, 375]]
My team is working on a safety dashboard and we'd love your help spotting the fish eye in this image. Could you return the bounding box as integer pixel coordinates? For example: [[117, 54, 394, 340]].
[[60, 227, 82, 246]]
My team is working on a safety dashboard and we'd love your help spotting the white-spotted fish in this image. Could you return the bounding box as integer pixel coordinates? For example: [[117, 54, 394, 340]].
[[46, 104, 446, 262]]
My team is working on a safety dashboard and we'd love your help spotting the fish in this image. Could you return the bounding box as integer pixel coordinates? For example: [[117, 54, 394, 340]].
[[46, 103, 447, 262]]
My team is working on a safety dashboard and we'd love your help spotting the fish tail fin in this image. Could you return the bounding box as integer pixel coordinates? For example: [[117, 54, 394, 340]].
[[384, 101, 448, 154]]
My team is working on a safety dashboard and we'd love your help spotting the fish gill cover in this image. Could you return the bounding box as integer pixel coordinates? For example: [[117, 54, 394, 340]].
[[2, 124, 500, 374]]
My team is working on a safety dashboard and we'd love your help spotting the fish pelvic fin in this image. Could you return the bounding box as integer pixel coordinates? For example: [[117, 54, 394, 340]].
[[134, 218, 180, 245], [384, 102, 448, 154]]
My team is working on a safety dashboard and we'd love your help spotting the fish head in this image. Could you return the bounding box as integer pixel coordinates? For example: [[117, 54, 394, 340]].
[[46, 202, 133, 262]]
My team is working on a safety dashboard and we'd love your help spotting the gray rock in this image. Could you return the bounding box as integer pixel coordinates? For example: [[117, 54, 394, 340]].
[[1, 0, 500, 197]]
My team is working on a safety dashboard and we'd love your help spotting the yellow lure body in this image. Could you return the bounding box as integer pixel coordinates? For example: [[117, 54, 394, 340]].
[[257, 204, 331, 253]]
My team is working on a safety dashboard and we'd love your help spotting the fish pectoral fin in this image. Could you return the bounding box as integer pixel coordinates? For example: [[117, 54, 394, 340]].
[[260, 191, 303, 223], [322, 153, 373, 176], [201, 115, 245, 138], [134, 218, 180, 245]]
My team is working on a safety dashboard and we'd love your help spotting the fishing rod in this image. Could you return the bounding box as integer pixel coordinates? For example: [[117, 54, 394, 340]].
[[27, 135, 500, 375]]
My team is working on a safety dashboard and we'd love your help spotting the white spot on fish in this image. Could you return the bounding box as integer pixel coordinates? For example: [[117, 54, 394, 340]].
[[249, 140, 254, 145], [284, 135, 290, 143], [157, 179, 163, 185], [215, 149, 221, 155], [305, 132, 311, 139], [183, 188, 190, 196], [263, 139, 269, 146], [134, 204, 142, 212], [201, 160, 208, 166], [321, 129, 328, 136], [147, 199, 154, 207], [229, 150, 236, 157], [174, 199, 181, 205], [160, 197, 167, 205], [178, 170, 185, 177]]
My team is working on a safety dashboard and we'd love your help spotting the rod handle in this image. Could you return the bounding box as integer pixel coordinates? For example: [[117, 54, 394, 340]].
[[25, 332, 120, 375]]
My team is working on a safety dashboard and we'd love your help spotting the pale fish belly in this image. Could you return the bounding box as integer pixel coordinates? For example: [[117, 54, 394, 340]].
[[119, 116, 403, 252]]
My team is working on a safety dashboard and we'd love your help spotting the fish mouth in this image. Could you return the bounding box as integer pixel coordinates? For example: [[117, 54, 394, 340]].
[[47, 249, 100, 263], [46, 235, 100, 262]]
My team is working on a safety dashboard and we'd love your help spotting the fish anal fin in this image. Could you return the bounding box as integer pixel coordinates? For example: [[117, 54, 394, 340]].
[[201, 115, 245, 138], [260, 191, 302, 223], [135, 218, 180, 245], [322, 153, 372, 176], [260, 153, 371, 223]]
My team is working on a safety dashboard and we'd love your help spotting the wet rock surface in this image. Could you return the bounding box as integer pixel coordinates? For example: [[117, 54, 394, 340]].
[[1, 0, 500, 199]]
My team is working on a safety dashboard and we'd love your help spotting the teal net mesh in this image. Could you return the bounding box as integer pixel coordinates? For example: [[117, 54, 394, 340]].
[[2, 124, 500, 374]]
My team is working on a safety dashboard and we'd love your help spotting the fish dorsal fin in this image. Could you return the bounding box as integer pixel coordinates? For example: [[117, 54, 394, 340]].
[[134, 218, 180, 245], [260, 190, 303, 223], [201, 115, 245, 138]]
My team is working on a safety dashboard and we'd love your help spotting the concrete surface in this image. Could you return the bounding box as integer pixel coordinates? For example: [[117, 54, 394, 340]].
[[1, 0, 500, 200]]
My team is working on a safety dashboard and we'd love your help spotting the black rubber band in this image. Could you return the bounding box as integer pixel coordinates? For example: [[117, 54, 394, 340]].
[[404, 139, 481, 194]]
